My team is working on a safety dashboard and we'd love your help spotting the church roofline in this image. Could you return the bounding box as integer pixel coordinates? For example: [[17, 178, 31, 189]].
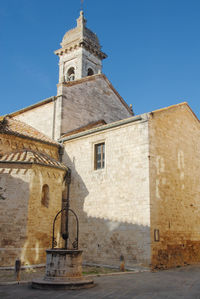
[[0, 116, 59, 148], [59, 102, 199, 143], [57, 73, 133, 116], [61, 120, 107, 138], [10, 96, 56, 118], [10, 75, 133, 117], [59, 114, 145, 143], [150, 102, 200, 124]]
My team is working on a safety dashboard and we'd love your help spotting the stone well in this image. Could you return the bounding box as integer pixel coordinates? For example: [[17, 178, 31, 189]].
[[32, 249, 94, 290]]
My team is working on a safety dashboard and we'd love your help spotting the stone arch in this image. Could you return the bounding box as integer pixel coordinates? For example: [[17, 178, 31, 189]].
[[66, 67, 75, 81], [87, 68, 94, 76]]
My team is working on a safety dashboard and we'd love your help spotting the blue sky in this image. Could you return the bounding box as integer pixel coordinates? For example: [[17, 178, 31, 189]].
[[1, 0, 200, 118]]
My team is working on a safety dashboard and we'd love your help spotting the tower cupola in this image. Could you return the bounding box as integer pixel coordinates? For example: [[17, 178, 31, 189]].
[[55, 11, 107, 83]]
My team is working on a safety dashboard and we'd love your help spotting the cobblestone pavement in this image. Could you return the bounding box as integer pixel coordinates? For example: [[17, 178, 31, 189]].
[[1, 265, 200, 299]]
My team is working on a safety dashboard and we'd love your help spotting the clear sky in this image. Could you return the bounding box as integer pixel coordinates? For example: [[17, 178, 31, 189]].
[[1, 0, 200, 118]]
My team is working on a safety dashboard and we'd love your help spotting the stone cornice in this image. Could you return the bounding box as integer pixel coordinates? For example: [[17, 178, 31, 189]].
[[55, 41, 107, 60]]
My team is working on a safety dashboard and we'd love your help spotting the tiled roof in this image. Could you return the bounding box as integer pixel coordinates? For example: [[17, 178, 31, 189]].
[[61, 119, 106, 138], [0, 116, 59, 146], [0, 149, 67, 170]]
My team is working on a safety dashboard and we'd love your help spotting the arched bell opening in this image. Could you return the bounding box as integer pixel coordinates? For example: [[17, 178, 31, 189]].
[[87, 68, 94, 76], [66, 67, 75, 81]]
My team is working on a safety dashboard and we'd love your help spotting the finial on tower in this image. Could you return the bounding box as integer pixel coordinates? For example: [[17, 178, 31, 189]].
[[77, 8, 86, 28], [81, 0, 84, 12], [55, 6, 107, 83]]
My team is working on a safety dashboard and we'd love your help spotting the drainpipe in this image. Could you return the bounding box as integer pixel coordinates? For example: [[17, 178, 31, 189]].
[[58, 142, 64, 162]]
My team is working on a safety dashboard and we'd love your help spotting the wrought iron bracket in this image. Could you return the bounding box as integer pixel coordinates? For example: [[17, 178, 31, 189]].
[[52, 207, 79, 250]]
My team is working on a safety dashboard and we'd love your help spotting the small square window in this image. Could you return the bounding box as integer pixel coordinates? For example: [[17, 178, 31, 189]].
[[94, 143, 105, 170]]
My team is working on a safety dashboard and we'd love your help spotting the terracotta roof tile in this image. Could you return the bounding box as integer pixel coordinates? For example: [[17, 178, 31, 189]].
[[0, 149, 67, 170], [0, 116, 59, 146]]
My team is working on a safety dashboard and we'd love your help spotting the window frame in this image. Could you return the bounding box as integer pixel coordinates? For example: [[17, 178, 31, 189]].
[[94, 142, 105, 170]]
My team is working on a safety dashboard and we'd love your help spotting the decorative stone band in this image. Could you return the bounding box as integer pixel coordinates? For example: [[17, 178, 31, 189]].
[[55, 41, 107, 60]]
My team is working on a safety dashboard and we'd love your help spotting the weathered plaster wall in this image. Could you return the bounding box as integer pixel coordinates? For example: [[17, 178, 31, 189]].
[[0, 133, 59, 160], [63, 119, 151, 267], [59, 75, 132, 135], [0, 164, 65, 267], [149, 103, 200, 268]]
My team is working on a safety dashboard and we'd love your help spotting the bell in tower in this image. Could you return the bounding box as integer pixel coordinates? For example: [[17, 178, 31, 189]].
[[55, 11, 107, 83]]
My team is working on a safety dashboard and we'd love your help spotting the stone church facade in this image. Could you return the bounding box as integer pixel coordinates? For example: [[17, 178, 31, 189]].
[[1, 11, 200, 269]]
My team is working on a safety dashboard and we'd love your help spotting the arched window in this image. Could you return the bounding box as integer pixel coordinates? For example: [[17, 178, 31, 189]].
[[66, 67, 75, 81], [41, 184, 49, 208], [87, 68, 94, 76]]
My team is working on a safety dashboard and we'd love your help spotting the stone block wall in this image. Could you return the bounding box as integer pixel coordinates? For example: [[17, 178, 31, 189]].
[[58, 48, 101, 82], [22, 165, 65, 266], [0, 164, 65, 267], [0, 166, 30, 266], [13, 76, 132, 140], [63, 119, 151, 267], [59, 75, 132, 135], [149, 103, 200, 268], [13, 100, 62, 140]]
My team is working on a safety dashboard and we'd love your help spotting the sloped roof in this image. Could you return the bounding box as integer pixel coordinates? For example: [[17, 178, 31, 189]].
[[150, 102, 200, 123], [10, 96, 55, 118], [62, 74, 133, 115], [9, 74, 133, 121], [0, 116, 59, 147], [61, 119, 107, 138], [0, 149, 67, 170]]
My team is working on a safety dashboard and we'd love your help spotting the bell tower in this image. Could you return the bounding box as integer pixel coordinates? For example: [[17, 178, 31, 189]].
[[55, 11, 107, 83]]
